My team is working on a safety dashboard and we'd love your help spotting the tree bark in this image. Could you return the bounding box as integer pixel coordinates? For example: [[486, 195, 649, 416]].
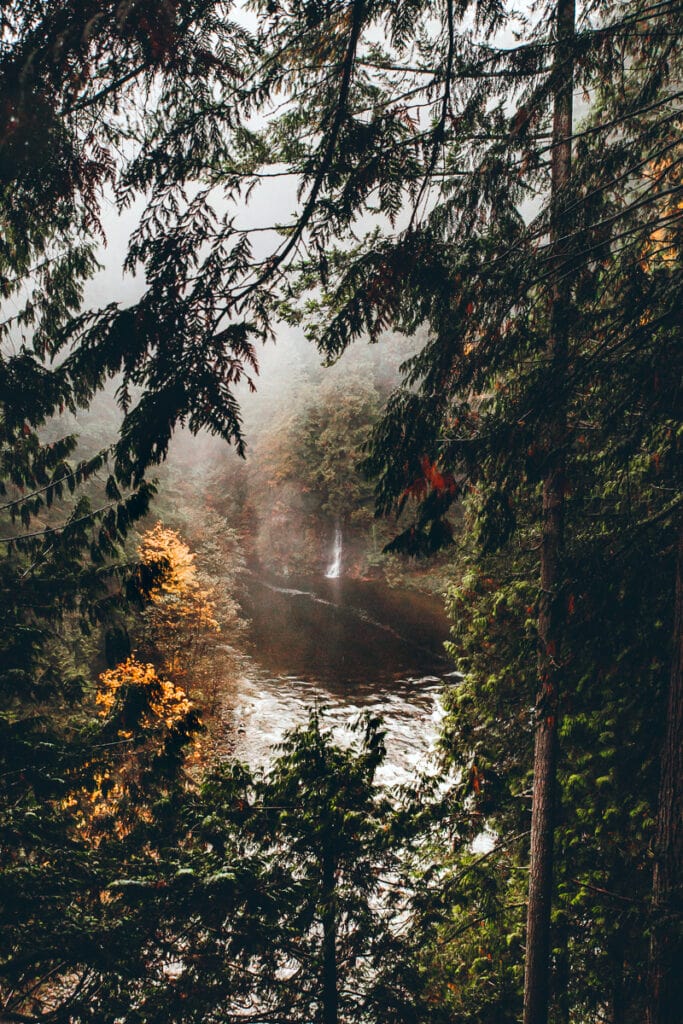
[[647, 527, 683, 1024], [522, 2, 575, 1023]]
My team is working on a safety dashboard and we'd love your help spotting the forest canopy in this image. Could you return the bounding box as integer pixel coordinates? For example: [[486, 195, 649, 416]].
[[0, 2, 681, 1024]]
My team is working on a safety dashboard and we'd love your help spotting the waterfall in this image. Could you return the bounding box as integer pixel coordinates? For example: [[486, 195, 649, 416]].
[[325, 524, 343, 579]]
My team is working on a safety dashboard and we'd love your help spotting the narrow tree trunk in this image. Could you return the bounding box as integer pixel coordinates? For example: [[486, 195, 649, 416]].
[[523, 2, 575, 1023], [321, 842, 339, 1024], [647, 528, 683, 1024]]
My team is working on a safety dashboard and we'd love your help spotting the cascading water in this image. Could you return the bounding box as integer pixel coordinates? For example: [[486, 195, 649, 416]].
[[325, 524, 343, 579]]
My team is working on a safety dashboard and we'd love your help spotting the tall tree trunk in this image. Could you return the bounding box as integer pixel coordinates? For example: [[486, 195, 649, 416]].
[[647, 527, 683, 1024], [523, 2, 575, 1023], [321, 841, 339, 1024]]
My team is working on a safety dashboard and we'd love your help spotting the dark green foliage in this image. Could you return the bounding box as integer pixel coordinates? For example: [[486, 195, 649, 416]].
[[174, 712, 436, 1024], [0, 644, 201, 1020], [1, 0, 264, 480], [22, 712, 442, 1024]]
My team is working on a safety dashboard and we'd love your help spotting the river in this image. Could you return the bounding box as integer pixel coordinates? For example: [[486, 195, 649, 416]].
[[221, 571, 458, 782]]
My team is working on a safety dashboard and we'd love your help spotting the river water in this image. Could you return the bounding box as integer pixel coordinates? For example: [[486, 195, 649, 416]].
[[221, 572, 458, 782]]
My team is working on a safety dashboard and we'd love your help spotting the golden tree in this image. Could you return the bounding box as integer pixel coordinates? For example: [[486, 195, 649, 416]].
[[64, 655, 199, 843], [137, 523, 222, 695]]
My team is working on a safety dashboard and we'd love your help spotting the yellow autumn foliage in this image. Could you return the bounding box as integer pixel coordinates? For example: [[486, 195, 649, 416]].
[[64, 656, 197, 844], [137, 523, 221, 684], [138, 522, 200, 598], [97, 655, 193, 729]]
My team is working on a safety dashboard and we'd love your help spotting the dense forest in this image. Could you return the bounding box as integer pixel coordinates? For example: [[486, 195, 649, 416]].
[[0, 2, 681, 1024]]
